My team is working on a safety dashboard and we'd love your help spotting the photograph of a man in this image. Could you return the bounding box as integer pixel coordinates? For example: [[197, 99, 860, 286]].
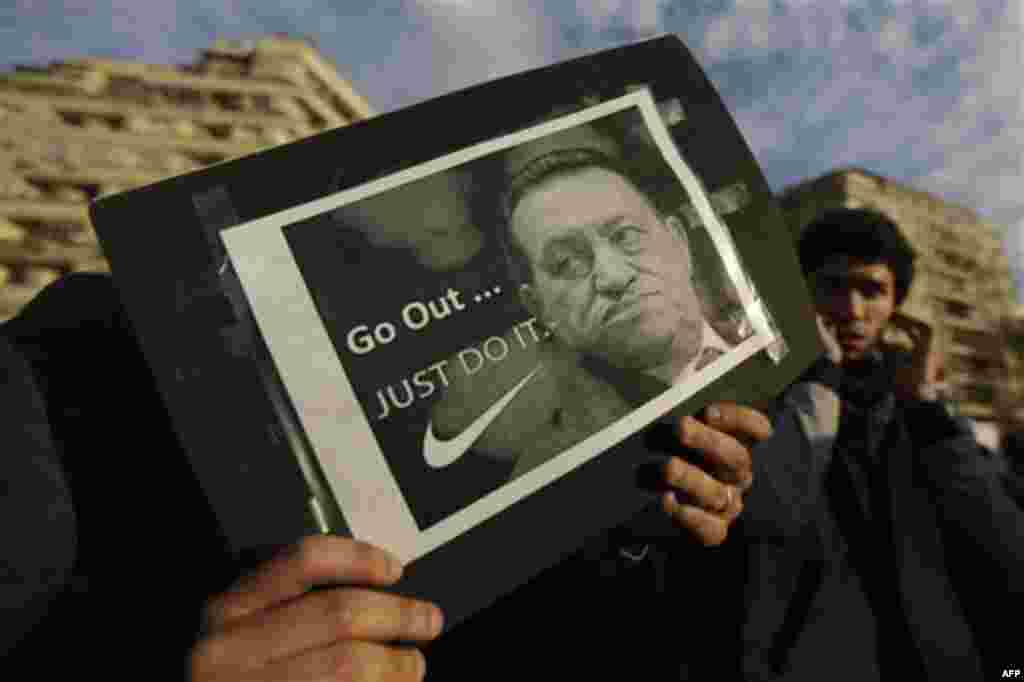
[[432, 121, 751, 480], [504, 145, 730, 385]]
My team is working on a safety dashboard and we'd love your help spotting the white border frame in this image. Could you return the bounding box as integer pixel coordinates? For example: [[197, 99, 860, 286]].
[[222, 90, 776, 563]]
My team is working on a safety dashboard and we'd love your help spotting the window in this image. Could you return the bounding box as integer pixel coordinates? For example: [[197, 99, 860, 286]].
[[940, 299, 972, 319], [946, 275, 967, 293], [966, 356, 994, 374], [936, 249, 975, 272], [250, 94, 273, 113], [213, 92, 246, 112], [962, 383, 996, 404], [952, 330, 995, 350]]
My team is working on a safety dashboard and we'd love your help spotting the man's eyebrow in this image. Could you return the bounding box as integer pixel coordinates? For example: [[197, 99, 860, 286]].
[[539, 230, 586, 256], [540, 216, 627, 245], [596, 214, 638, 235], [848, 272, 889, 285], [824, 273, 890, 288]]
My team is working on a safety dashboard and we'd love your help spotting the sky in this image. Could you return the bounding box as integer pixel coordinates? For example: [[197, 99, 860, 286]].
[[3, 0, 1022, 297]]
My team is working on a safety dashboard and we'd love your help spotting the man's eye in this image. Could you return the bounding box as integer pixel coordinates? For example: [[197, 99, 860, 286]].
[[548, 253, 589, 279], [611, 226, 644, 249]]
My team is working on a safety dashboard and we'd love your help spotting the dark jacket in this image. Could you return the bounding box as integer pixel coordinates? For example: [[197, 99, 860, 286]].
[[737, 362, 1024, 681], [1, 275, 238, 674]]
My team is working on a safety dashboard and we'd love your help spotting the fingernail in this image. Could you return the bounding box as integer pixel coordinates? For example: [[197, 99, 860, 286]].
[[706, 405, 722, 424], [722, 487, 734, 511], [426, 604, 444, 637]]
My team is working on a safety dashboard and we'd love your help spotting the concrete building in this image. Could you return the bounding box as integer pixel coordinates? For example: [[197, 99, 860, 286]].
[[1000, 305, 1024, 432], [780, 168, 1020, 428], [0, 36, 373, 319]]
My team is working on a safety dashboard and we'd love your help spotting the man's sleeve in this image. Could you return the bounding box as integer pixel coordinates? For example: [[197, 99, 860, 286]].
[[913, 403, 1024, 594], [0, 335, 77, 656], [742, 375, 840, 541]]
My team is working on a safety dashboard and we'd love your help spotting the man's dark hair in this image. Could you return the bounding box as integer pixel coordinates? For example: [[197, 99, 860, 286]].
[[798, 207, 916, 304], [498, 147, 658, 286]]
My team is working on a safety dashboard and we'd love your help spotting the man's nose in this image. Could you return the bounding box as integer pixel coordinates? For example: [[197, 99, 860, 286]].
[[591, 245, 634, 294]]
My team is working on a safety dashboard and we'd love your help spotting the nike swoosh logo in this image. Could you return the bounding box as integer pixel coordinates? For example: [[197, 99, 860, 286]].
[[423, 365, 542, 469]]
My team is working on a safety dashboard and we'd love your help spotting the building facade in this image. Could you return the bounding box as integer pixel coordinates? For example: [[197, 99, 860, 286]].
[[0, 36, 373, 319], [780, 168, 1020, 427], [1001, 305, 1024, 433]]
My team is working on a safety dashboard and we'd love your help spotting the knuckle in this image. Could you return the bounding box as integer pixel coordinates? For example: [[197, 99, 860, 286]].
[[691, 419, 716, 452], [328, 641, 425, 682], [745, 407, 773, 440], [199, 598, 224, 630], [188, 635, 229, 672], [708, 402, 734, 427], [322, 589, 362, 637], [329, 640, 367, 679], [680, 416, 703, 449], [703, 519, 728, 546], [665, 456, 686, 483], [395, 598, 423, 638], [292, 535, 327, 574], [200, 595, 238, 631], [349, 539, 390, 577], [397, 647, 427, 680]]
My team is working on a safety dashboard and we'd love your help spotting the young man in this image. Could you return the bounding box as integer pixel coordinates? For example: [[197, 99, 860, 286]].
[[734, 208, 1023, 680]]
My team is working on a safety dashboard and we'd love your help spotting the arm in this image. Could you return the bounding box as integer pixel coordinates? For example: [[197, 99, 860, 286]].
[[0, 335, 77, 657], [912, 403, 1024, 593]]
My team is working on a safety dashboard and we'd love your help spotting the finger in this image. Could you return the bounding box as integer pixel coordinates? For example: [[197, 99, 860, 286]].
[[663, 456, 732, 512], [676, 415, 754, 490], [661, 492, 731, 546], [721, 484, 744, 522], [275, 640, 427, 682], [192, 639, 427, 682], [205, 536, 404, 630], [701, 403, 774, 444], [202, 588, 442, 667]]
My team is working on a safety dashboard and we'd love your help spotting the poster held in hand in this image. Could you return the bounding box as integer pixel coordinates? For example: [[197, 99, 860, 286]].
[[90, 34, 823, 631]]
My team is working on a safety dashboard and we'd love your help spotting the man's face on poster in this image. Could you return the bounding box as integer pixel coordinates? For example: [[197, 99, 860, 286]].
[[511, 165, 702, 371]]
